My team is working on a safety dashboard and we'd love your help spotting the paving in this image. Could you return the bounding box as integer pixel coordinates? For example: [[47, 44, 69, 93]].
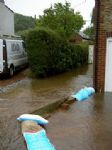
[[0, 65, 97, 149], [47, 93, 112, 150], [0, 79, 68, 150]]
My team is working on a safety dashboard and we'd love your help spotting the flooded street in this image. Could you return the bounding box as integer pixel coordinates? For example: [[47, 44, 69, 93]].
[[47, 93, 112, 150], [0, 69, 27, 88], [0, 64, 92, 94], [0, 64, 112, 149], [0, 65, 93, 116], [0, 65, 93, 149]]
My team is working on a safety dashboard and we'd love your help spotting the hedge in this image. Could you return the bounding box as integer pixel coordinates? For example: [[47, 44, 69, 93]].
[[25, 28, 88, 77]]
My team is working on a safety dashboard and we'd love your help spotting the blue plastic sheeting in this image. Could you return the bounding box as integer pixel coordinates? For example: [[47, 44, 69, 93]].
[[71, 87, 95, 101], [23, 130, 55, 150]]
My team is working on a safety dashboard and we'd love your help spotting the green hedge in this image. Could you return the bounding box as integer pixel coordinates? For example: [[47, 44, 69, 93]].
[[26, 28, 88, 77]]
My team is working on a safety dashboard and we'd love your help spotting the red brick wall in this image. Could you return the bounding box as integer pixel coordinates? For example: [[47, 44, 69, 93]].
[[94, 0, 112, 92], [69, 34, 82, 44]]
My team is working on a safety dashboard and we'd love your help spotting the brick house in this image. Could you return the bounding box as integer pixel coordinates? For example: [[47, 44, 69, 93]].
[[94, 0, 112, 92], [69, 32, 91, 44], [69, 33, 83, 44], [0, 0, 14, 35]]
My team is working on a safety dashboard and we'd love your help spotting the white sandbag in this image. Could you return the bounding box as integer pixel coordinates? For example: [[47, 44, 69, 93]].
[[17, 114, 48, 125]]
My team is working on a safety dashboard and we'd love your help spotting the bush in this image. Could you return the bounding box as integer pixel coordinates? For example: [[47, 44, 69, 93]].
[[26, 28, 88, 77], [79, 42, 89, 64]]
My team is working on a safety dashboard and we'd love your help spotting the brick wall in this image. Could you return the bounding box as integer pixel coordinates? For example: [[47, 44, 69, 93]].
[[69, 34, 82, 44], [94, 0, 112, 92]]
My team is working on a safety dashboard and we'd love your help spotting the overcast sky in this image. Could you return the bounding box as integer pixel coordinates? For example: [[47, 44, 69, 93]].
[[5, 0, 95, 28]]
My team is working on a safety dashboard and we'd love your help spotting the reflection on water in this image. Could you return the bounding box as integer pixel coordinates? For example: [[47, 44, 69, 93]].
[[2, 92, 112, 150], [0, 64, 93, 99], [0, 64, 94, 149], [1, 64, 112, 150], [47, 92, 112, 150]]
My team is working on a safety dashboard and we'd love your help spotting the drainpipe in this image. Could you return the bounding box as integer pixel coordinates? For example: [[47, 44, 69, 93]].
[[93, 0, 100, 92]]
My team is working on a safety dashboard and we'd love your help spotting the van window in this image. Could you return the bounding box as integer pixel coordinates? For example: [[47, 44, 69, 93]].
[[3, 40, 7, 62], [11, 43, 20, 52]]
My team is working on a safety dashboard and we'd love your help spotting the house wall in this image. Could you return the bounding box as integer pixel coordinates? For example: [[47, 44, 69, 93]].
[[94, 0, 112, 92], [69, 34, 82, 44], [0, 2, 14, 35]]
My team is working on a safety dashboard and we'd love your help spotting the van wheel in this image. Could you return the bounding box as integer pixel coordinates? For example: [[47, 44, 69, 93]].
[[9, 66, 14, 77]]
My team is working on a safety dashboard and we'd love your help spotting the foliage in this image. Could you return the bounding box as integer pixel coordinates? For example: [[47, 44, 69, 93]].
[[79, 41, 89, 50], [83, 26, 94, 39], [25, 28, 88, 77], [91, 7, 96, 25], [83, 6, 96, 40], [79, 42, 89, 63], [18, 29, 31, 42], [14, 13, 36, 33], [36, 2, 85, 39]]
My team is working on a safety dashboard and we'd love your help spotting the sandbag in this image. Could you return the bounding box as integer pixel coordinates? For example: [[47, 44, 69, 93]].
[[17, 114, 48, 125], [71, 87, 95, 101], [23, 130, 55, 150]]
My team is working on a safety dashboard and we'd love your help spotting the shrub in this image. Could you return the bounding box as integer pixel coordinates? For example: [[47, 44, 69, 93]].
[[79, 42, 89, 64], [26, 28, 88, 77]]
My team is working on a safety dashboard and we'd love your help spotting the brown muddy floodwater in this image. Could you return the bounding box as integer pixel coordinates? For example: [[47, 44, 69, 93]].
[[0, 64, 92, 150], [47, 92, 112, 150], [0, 64, 112, 150]]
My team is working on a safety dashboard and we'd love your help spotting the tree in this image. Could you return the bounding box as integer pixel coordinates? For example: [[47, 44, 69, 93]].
[[83, 7, 96, 40], [91, 7, 96, 25], [83, 26, 94, 39], [36, 2, 85, 39], [14, 13, 36, 33]]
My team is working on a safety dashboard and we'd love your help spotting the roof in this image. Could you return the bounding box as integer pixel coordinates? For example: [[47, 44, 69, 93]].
[[5, 5, 14, 13], [79, 31, 94, 41], [79, 31, 90, 39], [0, 34, 22, 40], [0, 0, 14, 13], [0, 0, 4, 3]]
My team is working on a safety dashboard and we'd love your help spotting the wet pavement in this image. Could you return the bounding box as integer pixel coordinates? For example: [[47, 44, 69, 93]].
[[0, 65, 93, 149], [47, 93, 112, 150], [0, 65, 112, 149], [0, 65, 93, 116], [0, 69, 28, 88]]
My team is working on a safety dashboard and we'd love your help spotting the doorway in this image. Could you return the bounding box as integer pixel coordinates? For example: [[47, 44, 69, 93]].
[[105, 38, 112, 92]]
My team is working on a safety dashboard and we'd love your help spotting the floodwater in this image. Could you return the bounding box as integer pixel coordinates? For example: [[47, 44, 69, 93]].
[[0, 65, 93, 116], [47, 93, 112, 150], [1, 64, 112, 149], [0, 65, 93, 149], [0, 64, 92, 94]]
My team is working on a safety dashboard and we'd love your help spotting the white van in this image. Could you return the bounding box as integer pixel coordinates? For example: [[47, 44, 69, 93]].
[[0, 37, 28, 76]]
